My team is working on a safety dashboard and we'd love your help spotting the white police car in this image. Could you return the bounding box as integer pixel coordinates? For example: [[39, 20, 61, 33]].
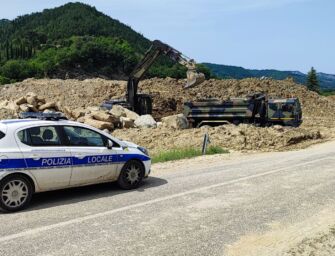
[[0, 113, 151, 212]]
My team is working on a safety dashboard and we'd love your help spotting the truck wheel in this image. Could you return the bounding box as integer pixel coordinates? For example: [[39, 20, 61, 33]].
[[118, 160, 144, 190], [0, 175, 33, 213]]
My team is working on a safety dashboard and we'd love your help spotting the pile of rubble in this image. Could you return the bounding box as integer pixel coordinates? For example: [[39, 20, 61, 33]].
[[0, 77, 334, 153], [0, 91, 190, 132]]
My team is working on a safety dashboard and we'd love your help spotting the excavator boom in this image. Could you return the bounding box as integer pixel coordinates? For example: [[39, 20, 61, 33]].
[[103, 40, 205, 115]]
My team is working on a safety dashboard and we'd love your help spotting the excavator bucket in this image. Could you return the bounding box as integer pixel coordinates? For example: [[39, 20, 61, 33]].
[[185, 69, 206, 89]]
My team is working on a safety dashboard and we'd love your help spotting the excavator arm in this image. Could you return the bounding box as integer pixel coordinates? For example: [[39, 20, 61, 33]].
[[126, 40, 205, 114]]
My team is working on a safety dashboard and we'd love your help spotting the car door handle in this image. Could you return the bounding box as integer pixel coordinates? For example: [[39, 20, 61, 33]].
[[31, 154, 41, 161]]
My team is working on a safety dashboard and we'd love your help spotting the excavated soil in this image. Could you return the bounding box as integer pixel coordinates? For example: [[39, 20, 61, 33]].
[[1, 77, 335, 154]]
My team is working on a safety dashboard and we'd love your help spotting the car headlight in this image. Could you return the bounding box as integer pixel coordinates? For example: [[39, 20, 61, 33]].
[[137, 146, 149, 156]]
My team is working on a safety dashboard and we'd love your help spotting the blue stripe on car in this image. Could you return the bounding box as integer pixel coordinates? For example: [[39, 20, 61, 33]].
[[0, 154, 150, 171]]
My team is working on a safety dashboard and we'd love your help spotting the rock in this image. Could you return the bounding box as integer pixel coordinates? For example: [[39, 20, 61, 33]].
[[62, 106, 72, 118], [26, 92, 37, 98], [125, 108, 140, 121], [161, 114, 189, 129], [43, 109, 57, 113], [109, 105, 127, 118], [84, 118, 114, 130], [92, 111, 114, 122], [36, 96, 46, 104], [39, 102, 56, 111], [76, 117, 85, 123], [273, 125, 285, 132], [109, 105, 139, 121], [15, 97, 27, 105], [134, 115, 157, 128], [27, 104, 39, 112], [120, 117, 135, 128], [26, 96, 38, 106], [55, 102, 63, 112], [86, 106, 100, 112], [71, 108, 86, 119], [19, 104, 30, 112]]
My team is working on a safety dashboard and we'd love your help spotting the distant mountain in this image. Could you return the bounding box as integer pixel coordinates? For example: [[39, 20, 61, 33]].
[[0, 2, 208, 83], [204, 63, 335, 90]]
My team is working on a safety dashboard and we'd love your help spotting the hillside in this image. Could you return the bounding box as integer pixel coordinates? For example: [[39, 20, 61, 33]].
[[204, 63, 335, 90], [0, 2, 201, 83]]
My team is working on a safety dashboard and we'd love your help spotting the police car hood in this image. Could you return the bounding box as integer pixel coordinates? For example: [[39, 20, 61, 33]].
[[121, 140, 139, 148]]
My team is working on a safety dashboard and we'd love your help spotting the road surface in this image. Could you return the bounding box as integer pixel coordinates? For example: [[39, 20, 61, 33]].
[[1, 141, 335, 256]]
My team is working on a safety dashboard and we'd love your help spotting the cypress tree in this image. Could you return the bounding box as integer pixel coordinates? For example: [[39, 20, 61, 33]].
[[306, 67, 320, 93]]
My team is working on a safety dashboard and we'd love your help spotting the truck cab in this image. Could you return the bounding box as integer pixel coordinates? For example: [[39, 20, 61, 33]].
[[267, 98, 302, 127]]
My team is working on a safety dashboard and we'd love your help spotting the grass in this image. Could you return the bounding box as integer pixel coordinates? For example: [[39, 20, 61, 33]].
[[320, 90, 335, 96], [151, 146, 229, 164]]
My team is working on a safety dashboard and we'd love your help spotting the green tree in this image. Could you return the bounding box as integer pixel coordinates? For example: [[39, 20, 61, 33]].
[[306, 67, 320, 93]]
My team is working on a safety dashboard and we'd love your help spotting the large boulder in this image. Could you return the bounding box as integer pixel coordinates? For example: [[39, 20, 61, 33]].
[[39, 102, 56, 111], [109, 105, 127, 118], [84, 118, 114, 130], [134, 115, 157, 128], [92, 111, 115, 123], [71, 108, 86, 119], [26, 95, 38, 107], [161, 114, 189, 129], [120, 117, 135, 128], [19, 104, 30, 112], [109, 105, 139, 121], [125, 108, 140, 121], [15, 97, 27, 105]]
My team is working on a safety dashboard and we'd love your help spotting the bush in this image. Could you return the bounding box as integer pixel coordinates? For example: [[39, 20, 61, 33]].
[[0, 75, 10, 85], [0, 60, 40, 80]]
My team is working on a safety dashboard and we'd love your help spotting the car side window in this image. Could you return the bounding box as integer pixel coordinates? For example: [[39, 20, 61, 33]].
[[63, 126, 106, 147], [18, 126, 61, 147]]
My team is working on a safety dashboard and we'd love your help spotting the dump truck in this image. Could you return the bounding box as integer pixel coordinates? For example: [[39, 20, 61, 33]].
[[184, 93, 302, 127]]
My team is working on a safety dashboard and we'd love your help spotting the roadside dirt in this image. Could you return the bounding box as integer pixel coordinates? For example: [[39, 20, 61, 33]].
[[226, 207, 335, 256], [1, 77, 335, 153]]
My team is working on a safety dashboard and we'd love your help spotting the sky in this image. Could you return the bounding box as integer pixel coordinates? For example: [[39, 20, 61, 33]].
[[0, 0, 334, 74]]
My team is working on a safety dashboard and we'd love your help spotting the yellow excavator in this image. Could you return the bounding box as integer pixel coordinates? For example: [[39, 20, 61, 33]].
[[102, 40, 205, 115]]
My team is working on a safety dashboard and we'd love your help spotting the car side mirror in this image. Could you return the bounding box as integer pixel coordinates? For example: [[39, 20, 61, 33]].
[[107, 140, 114, 149]]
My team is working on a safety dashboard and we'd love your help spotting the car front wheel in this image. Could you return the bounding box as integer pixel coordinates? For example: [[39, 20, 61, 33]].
[[117, 160, 144, 190], [0, 175, 33, 213]]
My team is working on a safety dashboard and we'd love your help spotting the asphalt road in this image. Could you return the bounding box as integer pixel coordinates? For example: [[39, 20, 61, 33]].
[[1, 141, 335, 256]]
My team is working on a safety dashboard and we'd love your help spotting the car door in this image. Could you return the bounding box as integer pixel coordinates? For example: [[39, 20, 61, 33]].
[[16, 125, 72, 190], [61, 126, 120, 186]]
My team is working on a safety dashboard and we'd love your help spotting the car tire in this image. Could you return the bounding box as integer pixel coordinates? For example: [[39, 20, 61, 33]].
[[0, 175, 33, 213], [117, 160, 144, 190]]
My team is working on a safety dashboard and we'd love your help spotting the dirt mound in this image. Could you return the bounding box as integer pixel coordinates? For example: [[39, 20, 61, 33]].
[[113, 124, 322, 155], [0, 109, 16, 120], [1, 77, 335, 124], [1, 77, 334, 153]]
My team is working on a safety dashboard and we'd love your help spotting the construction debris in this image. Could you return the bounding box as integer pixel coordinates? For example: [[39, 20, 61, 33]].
[[0, 77, 334, 153]]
